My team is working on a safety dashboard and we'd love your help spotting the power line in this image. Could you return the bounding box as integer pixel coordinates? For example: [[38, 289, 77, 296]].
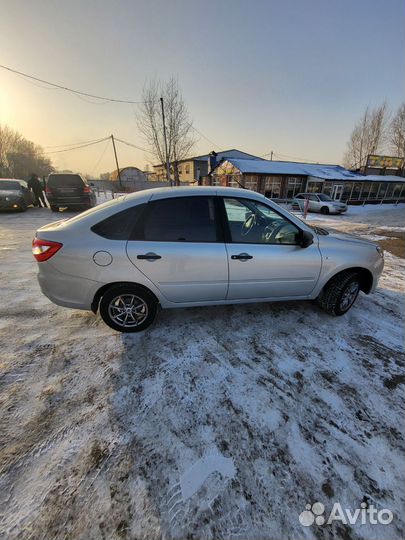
[[44, 137, 110, 154], [114, 137, 155, 154], [275, 152, 320, 163], [0, 63, 148, 104], [191, 126, 223, 151], [43, 137, 110, 149], [261, 150, 320, 163], [91, 139, 111, 176]]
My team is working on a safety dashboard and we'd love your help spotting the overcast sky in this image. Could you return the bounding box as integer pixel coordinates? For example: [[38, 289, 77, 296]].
[[0, 0, 403, 176]]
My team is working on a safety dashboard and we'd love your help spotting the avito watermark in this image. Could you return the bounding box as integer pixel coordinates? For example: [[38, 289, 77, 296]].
[[299, 501, 393, 527]]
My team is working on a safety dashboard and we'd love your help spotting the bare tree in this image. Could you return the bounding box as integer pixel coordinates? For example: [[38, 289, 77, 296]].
[[0, 124, 53, 178], [0, 124, 20, 176], [343, 103, 389, 170], [137, 78, 195, 185], [389, 103, 405, 159]]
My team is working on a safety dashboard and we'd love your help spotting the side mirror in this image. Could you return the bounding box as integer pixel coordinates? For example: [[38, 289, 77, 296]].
[[300, 230, 314, 248]]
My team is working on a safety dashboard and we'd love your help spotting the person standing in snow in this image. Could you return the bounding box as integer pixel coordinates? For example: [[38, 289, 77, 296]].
[[28, 174, 47, 208]]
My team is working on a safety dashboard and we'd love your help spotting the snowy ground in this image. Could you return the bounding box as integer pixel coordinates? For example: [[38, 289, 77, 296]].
[[0, 200, 404, 540]]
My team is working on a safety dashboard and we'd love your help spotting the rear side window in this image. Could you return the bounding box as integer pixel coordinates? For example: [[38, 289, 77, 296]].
[[133, 197, 219, 242], [92, 204, 145, 240], [48, 174, 84, 187]]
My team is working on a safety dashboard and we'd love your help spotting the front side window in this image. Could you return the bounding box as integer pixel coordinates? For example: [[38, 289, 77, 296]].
[[135, 196, 219, 242], [223, 198, 300, 245], [318, 194, 332, 201]]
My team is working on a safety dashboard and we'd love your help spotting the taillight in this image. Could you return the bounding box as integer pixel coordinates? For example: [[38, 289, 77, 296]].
[[45, 186, 52, 194], [32, 238, 63, 262], [83, 186, 92, 193]]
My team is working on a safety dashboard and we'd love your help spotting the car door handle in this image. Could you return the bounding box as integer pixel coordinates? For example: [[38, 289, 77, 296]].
[[231, 253, 253, 261], [137, 253, 162, 261]]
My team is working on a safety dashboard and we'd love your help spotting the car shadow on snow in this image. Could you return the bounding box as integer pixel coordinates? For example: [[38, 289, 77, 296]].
[[106, 294, 405, 540]]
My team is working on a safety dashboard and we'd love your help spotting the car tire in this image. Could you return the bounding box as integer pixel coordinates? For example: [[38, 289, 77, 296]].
[[99, 284, 158, 333], [18, 202, 27, 212], [50, 206, 59, 212], [320, 206, 330, 215], [316, 271, 361, 316]]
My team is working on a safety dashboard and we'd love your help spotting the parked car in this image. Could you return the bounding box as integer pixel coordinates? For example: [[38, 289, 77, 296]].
[[292, 193, 347, 214], [33, 186, 384, 332], [45, 173, 96, 212], [0, 179, 36, 211]]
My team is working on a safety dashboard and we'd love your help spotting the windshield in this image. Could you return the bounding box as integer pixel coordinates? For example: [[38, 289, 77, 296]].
[[0, 181, 21, 191], [318, 194, 332, 201], [47, 174, 84, 187]]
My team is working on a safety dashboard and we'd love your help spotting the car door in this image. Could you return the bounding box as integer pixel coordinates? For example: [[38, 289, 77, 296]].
[[126, 196, 228, 303], [308, 194, 319, 211], [222, 197, 322, 300]]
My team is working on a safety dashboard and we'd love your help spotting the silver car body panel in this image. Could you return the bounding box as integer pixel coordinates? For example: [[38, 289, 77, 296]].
[[225, 242, 322, 299], [35, 186, 383, 311]]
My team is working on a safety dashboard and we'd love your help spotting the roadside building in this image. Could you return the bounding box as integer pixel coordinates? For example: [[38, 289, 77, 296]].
[[153, 149, 263, 183], [110, 166, 147, 189], [91, 166, 168, 192], [207, 158, 405, 204]]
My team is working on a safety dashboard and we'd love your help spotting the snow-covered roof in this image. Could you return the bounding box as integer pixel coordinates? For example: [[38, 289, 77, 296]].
[[213, 158, 360, 180], [360, 175, 405, 183], [192, 149, 264, 162], [212, 158, 405, 182]]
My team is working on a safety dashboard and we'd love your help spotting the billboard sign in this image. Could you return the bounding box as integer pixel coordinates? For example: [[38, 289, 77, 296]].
[[367, 155, 404, 170]]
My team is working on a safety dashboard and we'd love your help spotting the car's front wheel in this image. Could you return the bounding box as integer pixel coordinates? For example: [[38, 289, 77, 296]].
[[99, 284, 158, 332], [316, 271, 361, 316], [320, 206, 330, 215], [50, 205, 59, 212]]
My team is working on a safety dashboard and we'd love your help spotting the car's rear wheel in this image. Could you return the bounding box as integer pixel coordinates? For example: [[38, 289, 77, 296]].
[[316, 271, 361, 316], [320, 206, 329, 215], [99, 284, 158, 332]]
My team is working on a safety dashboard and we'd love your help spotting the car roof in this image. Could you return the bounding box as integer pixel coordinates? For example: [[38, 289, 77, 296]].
[[0, 178, 26, 186], [48, 172, 83, 177], [124, 185, 266, 201]]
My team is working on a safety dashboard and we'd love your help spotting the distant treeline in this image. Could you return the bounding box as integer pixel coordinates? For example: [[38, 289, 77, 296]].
[[0, 124, 53, 179]]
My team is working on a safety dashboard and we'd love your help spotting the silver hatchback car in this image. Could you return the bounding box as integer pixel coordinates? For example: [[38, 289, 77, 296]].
[[33, 187, 384, 332]]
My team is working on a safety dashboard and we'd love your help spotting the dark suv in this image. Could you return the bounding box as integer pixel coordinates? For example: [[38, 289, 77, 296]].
[[45, 173, 96, 212]]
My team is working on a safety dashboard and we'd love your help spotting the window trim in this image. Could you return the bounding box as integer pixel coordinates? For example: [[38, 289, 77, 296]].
[[130, 196, 224, 243], [219, 196, 302, 246]]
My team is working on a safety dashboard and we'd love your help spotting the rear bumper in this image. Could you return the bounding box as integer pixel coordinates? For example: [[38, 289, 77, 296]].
[[37, 263, 102, 310], [46, 195, 94, 207]]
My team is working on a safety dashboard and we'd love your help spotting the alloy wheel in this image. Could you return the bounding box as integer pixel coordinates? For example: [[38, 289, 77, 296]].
[[108, 294, 148, 328], [340, 281, 359, 311]]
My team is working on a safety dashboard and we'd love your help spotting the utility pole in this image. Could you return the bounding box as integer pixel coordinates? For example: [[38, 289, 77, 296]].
[[111, 134, 122, 190], [270, 151, 273, 161], [160, 97, 171, 186]]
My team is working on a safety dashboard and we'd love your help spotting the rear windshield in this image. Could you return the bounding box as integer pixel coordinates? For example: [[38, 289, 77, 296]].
[[0, 181, 21, 190], [48, 174, 84, 187]]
